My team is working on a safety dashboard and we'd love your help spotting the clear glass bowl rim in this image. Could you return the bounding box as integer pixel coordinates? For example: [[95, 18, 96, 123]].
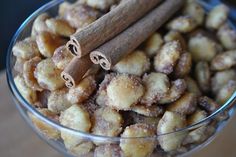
[[6, 0, 236, 140]]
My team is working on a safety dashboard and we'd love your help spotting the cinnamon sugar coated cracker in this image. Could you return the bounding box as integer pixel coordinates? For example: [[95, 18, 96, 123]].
[[120, 123, 156, 157], [12, 0, 236, 156], [92, 107, 123, 137], [106, 74, 144, 110]]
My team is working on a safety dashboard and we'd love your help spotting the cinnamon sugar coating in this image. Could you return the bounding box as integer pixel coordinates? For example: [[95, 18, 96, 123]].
[[106, 74, 144, 110], [12, 1, 236, 156]]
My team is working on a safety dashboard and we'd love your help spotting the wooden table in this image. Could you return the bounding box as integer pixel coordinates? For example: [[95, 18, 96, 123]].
[[0, 70, 235, 157]]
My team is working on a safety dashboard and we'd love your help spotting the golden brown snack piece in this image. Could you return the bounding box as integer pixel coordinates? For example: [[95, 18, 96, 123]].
[[158, 79, 186, 104], [173, 52, 192, 78], [13, 37, 41, 60], [144, 33, 164, 57], [113, 50, 150, 76], [36, 31, 66, 58], [58, 1, 72, 17], [86, 0, 118, 11], [187, 109, 208, 125], [63, 3, 100, 29], [92, 107, 123, 137], [60, 105, 91, 149], [154, 41, 182, 74], [69, 141, 94, 157], [52, 46, 73, 70], [217, 23, 236, 50], [31, 13, 50, 36], [29, 108, 60, 139], [195, 61, 211, 93], [47, 88, 72, 114], [167, 92, 197, 115], [183, 1, 205, 25], [46, 18, 76, 37], [106, 74, 144, 110], [206, 4, 229, 30], [183, 109, 208, 145], [23, 56, 42, 91], [96, 73, 116, 106], [60, 104, 91, 131], [157, 111, 187, 152], [164, 30, 187, 50], [184, 76, 202, 97], [98, 73, 116, 91], [94, 144, 124, 157], [14, 75, 37, 104], [198, 96, 220, 113], [188, 33, 219, 62], [184, 124, 216, 145], [167, 16, 197, 33], [131, 104, 164, 117], [210, 50, 236, 71], [14, 57, 26, 74], [141, 72, 170, 105], [34, 58, 64, 91], [211, 69, 236, 94], [96, 90, 107, 107], [120, 123, 156, 157], [216, 80, 236, 105], [67, 75, 97, 104]]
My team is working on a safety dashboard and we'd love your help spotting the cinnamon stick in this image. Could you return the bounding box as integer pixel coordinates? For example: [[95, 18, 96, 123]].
[[90, 0, 184, 70], [61, 55, 93, 88], [66, 0, 162, 57]]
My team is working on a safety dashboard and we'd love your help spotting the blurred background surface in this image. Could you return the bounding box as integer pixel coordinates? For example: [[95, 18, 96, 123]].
[[0, 0, 50, 70]]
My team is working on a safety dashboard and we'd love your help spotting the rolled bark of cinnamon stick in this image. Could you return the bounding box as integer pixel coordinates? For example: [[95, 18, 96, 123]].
[[90, 0, 184, 70], [61, 55, 93, 88], [66, 0, 162, 57]]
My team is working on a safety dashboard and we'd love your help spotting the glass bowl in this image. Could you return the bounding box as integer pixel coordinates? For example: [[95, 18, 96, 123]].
[[6, 0, 236, 157]]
